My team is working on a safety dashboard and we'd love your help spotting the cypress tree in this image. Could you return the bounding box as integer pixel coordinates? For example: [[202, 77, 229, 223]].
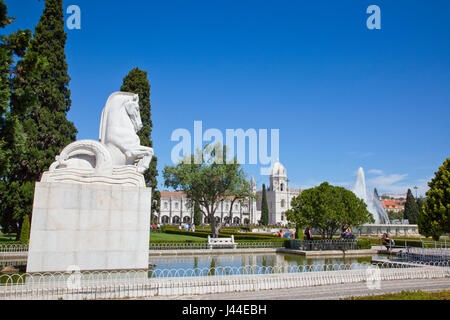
[[2, 0, 77, 238], [0, 1, 38, 236], [193, 200, 202, 226], [261, 184, 269, 225], [120, 68, 160, 215], [404, 188, 420, 224], [19, 214, 30, 244], [420, 158, 450, 240]]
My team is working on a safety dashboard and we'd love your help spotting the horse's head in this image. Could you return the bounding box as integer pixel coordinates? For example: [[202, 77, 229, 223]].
[[124, 94, 143, 132]]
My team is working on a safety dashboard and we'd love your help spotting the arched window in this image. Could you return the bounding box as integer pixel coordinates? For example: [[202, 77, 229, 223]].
[[161, 215, 169, 224], [163, 202, 168, 209], [183, 216, 191, 223], [280, 183, 284, 191], [233, 217, 240, 225], [174, 202, 179, 209], [172, 216, 180, 224]]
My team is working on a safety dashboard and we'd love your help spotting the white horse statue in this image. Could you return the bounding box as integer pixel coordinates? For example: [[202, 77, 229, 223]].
[[43, 92, 154, 186]]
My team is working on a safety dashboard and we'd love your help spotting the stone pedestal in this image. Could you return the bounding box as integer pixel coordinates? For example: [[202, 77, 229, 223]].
[[26, 182, 151, 273]]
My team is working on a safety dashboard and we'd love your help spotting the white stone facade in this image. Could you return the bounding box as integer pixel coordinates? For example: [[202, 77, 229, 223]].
[[27, 182, 151, 273], [157, 161, 301, 226]]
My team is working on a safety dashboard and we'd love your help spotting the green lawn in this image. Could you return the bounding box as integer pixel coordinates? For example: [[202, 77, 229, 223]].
[[150, 231, 206, 242], [346, 290, 450, 300]]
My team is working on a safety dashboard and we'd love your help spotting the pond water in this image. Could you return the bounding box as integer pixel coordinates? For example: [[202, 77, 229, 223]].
[[0, 253, 391, 282], [147, 253, 390, 277]]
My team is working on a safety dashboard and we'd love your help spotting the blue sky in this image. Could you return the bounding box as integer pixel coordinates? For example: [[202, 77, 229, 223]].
[[4, 0, 450, 196]]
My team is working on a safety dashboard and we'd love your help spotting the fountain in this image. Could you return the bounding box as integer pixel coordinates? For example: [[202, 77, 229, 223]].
[[351, 167, 419, 237], [353, 167, 390, 224]]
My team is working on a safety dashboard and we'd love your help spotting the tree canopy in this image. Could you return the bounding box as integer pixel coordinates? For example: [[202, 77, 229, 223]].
[[163, 143, 251, 237], [286, 182, 374, 239], [419, 158, 449, 240]]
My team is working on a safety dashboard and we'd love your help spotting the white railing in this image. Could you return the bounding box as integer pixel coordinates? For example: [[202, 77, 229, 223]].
[[0, 244, 28, 253], [0, 261, 448, 300]]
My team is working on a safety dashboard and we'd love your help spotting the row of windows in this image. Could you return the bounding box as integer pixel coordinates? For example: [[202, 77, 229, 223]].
[[162, 201, 243, 211], [158, 215, 244, 224]]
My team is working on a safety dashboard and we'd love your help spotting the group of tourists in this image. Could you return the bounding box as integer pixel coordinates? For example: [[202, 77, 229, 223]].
[[150, 224, 161, 232], [178, 223, 196, 232], [277, 229, 294, 238]]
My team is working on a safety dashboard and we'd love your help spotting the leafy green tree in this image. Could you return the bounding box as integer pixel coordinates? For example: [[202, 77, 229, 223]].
[[260, 184, 269, 225], [388, 209, 404, 222], [224, 174, 255, 226], [286, 182, 373, 239], [404, 189, 420, 224], [163, 143, 248, 238], [120, 67, 160, 214], [419, 158, 449, 240]]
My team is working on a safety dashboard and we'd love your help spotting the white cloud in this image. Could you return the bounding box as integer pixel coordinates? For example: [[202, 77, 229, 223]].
[[367, 169, 384, 175], [366, 173, 430, 197]]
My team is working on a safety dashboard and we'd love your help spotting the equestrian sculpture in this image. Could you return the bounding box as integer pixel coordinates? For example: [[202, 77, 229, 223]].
[[41, 92, 154, 187]]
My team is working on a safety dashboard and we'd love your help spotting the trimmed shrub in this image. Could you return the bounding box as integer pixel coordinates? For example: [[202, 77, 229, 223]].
[[19, 215, 31, 244], [356, 239, 372, 250]]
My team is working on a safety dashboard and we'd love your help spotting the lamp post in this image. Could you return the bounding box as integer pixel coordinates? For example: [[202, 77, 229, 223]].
[[413, 186, 418, 199]]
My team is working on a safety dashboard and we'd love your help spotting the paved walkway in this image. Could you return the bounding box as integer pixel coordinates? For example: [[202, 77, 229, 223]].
[[144, 278, 450, 300]]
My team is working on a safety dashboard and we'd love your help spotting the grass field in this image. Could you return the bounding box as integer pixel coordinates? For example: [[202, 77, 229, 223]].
[[149, 231, 206, 242], [347, 290, 450, 300]]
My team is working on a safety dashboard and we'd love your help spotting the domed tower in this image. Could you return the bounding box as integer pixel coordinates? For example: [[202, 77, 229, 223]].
[[270, 160, 287, 192]]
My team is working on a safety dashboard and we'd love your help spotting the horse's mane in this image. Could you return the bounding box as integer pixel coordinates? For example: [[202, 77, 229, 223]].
[[99, 92, 137, 143]]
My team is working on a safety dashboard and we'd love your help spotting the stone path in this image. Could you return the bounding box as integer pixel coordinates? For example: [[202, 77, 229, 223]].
[[143, 278, 450, 300]]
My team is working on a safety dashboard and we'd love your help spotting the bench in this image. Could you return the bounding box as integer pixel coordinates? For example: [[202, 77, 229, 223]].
[[207, 235, 237, 249]]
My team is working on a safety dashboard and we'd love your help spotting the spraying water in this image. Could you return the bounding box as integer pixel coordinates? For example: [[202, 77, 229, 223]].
[[353, 167, 390, 224]]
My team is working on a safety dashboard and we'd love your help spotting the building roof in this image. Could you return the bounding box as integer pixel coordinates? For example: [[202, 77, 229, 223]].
[[160, 191, 186, 198], [381, 199, 406, 209]]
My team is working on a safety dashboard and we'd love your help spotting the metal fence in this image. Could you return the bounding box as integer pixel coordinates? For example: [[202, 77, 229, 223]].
[[0, 261, 448, 300], [396, 247, 450, 263], [144, 241, 283, 250]]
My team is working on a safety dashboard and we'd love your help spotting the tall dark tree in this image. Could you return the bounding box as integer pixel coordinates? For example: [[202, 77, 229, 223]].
[[419, 158, 450, 240], [193, 200, 202, 226], [260, 184, 269, 225], [120, 68, 160, 215], [1, 0, 77, 238], [404, 189, 420, 224], [1, 0, 31, 176]]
